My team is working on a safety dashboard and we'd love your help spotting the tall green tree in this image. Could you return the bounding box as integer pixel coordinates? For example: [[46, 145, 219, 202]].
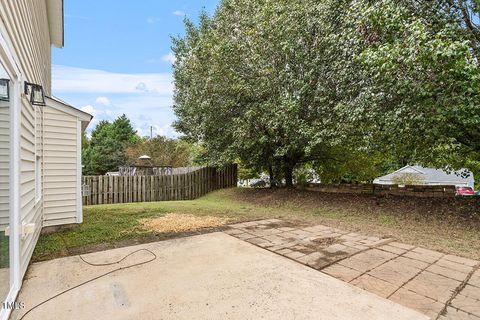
[[82, 115, 138, 175], [173, 1, 349, 187]]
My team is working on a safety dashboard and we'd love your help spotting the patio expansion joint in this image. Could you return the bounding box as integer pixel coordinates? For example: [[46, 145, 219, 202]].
[[386, 253, 445, 301], [347, 245, 418, 284], [435, 261, 480, 320]]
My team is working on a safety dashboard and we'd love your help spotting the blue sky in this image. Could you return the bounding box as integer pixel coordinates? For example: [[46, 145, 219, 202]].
[[52, 0, 219, 137]]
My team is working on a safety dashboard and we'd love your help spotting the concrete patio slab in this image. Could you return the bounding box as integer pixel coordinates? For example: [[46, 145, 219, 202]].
[[227, 219, 480, 319], [13, 233, 427, 320]]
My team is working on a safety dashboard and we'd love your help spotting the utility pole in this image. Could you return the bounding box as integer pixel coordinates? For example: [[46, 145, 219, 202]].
[[150, 126, 153, 140]]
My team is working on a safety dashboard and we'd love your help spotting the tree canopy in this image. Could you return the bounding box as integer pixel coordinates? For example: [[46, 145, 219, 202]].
[[172, 0, 480, 186], [82, 115, 197, 175], [125, 136, 193, 168]]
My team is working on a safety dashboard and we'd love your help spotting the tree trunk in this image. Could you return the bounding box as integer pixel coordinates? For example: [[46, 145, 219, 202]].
[[268, 164, 275, 188], [284, 163, 294, 188]]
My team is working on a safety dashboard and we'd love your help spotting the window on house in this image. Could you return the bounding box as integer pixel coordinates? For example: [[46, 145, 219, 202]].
[[35, 155, 41, 203]]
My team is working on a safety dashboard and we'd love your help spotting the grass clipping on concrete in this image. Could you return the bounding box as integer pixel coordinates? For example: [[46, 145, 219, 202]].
[[139, 213, 229, 233]]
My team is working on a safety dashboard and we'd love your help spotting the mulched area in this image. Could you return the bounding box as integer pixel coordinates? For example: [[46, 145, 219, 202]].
[[233, 188, 480, 259], [233, 188, 480, 228]]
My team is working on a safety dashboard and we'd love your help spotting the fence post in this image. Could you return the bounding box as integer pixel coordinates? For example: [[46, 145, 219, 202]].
[[94, 176, 98, 205], [176, 174, 180, 200], [168, 174, 172, 200], [82, 177, 87, 206], [159, 175, 164, 201], [200, 169, 204, 197], [132, 176, 136, 202], [195, 169, 200, 198], [173, 174, 177, 200], [114, 176, 118, 204], [153, 176, 157, 201], [185, 172, 189, 200], [98, 176, 103, 205], [126, 176, 130, 203], [182, 174, 186, 200]]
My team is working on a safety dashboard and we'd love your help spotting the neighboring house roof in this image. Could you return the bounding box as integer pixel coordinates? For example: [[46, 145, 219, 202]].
[[45, 96, 93, 130], [46, 0, 64, 48], [373, 165, 474, 187]]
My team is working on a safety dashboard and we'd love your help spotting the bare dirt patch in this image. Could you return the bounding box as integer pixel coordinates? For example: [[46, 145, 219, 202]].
[[294, 237, 341, 255], [234, 188, 480, 226], [140, 213, 229, 233], [245, 220, 310, 230], [311, 237, 338, 247]]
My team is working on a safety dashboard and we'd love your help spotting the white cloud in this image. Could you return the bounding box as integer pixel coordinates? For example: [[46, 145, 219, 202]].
[[52, 65, 173, 95], [172, 10, 186, 17], [146, 17, 160, 24], [80, 105, 99, 134], [146, 53, 176, 65], [88, 95, 175, 137], [135, 82, 149, 92], [81, 104, 97, 117], [95, 96, 111, 106], [53, 65, 178, 138], [162, 52, 176, 65]]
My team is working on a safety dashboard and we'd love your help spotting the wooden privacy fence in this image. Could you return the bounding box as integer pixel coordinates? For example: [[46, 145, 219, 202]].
[[82, 164, 237, 206]]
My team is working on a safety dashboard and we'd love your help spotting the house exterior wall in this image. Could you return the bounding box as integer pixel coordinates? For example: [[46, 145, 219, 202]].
[[0, 0, 51, 275], [43, 106, 80, 227], [373, 165, 474, 188], [0, 4, 79, 318], [0, 2, 90, 318], [374, 179, 470, 187], [0, 0, 52, 94], [1, 0, 53, 280]]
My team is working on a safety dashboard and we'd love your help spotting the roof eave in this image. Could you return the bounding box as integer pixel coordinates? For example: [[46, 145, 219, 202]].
[[45, 96, 93, 130], [46, 0, 64, 48]]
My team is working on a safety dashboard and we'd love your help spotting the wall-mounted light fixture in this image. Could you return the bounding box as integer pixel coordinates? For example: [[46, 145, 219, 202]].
[[0, 79, 10, 102], [24, 81, 45, 106]]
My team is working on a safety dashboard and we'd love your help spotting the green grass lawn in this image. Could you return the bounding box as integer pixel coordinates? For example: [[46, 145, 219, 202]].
[[0, 232, 9, 269], [33, 188, 480, 261], [33, 189, 277, 261]]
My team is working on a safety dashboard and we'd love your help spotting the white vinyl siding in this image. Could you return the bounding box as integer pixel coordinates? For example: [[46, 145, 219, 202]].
[[43, 106, 79, 227], [0, 101, 9, 232], [19, 97, 42, 276], [35, 156, 41, 203], [0, 0, 52, 94]]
